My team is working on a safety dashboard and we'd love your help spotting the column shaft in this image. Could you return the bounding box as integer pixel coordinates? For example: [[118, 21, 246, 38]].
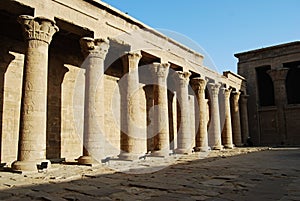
[[78, 38, 109, 165], [119, 52, 143, 160], [189, 95, 196, 149], [174, 71, 192, 154], [208, 83, 223, 150], [231, 91, 243, 146], [222, 87, 234, 149], [240, 95, 250, 144], [191, 78, 209, 151], [151, 63, 170, 157], [12, 15, 58, 171]]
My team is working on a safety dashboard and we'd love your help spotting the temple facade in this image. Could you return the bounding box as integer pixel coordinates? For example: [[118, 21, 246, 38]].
[[0, 0, 247, 171], [236, 42, 300, 146]]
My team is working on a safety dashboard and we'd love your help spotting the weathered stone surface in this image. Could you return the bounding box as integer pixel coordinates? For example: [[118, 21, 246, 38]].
[[207, 83, 223, 150], [236, 42, 300, 146], [78, 37, 109, 165], [0, 0, 248, 176], [221, 87, 234, 149], [0, 148, 299, 200], [11, 15, 58, 171], [119, 51, 145, 160], [231, 91, 243, 147], [191, 77, 209, 152], [150, 63, 171, 157], [174, 71, 192, 154]]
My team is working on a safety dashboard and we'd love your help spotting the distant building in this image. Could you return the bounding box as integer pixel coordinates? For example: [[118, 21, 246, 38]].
[[235, 41, 300, 146]]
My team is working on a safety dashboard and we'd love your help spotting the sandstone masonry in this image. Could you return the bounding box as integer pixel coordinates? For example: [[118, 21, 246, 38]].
[[0, 0, 247, 171], [235, 42, 300, 146]]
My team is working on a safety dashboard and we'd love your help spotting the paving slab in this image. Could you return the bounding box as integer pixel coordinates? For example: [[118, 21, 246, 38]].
[[0, 147, 299, 200]]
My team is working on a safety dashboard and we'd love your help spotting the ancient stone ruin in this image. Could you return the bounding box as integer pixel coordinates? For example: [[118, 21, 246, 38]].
[[0, 0, 248, 171], [236, 42, 300, 146]]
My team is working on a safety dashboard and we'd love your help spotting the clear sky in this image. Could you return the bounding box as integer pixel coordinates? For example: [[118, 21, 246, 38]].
[[101, 0, 300, 73]]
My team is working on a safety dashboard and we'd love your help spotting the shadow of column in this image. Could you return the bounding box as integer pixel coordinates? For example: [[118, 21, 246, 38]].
[[119, 75, 128, 155], [0, 51, 15, 163], [205, 87, 212, 145], [46, 57, 69, 160], [143, 85, 154, 153], [168, 91, 176, 150]]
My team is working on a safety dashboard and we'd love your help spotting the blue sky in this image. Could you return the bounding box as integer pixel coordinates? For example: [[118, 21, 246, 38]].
[[101, 0, 300, 73]]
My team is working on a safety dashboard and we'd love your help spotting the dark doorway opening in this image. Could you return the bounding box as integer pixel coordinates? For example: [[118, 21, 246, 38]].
[[284, 61, 300, 104], [256, 66, 275, 107]]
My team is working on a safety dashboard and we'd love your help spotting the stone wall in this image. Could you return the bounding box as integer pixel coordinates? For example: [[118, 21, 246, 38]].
[[236, 42, 300, 146], [0, 0, 246, 170], [285, 106, 300, 144], [0, 36, 24, 164]]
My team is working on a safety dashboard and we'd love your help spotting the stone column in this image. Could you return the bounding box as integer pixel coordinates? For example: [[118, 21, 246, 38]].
[[12, 16, 59, 171], [78, 37, 109, 165], [151, 63, 170, 157], [170, 91, 177, 150], [189, 95, 196, 149], [119, 51, 143, 160], [222, 87, 234, 149], [207, 83, 223, 150], [231, 91, 243, 146], [191, 77, 209, 151], [174, 71, 192, 154], [240, 94, 250, 144], [267, 68, 289, 144]]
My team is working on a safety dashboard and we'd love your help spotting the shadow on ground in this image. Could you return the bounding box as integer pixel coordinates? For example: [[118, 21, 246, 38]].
[[0, 148, 299, 201]]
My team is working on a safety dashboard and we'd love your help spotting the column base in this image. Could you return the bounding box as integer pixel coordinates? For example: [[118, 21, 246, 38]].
[[77, 155, 100, 165], [194, 146, 211, 152], [118, 152, 143, 161], [224, 144, 234, 149], [151, 149, 170, 157], [212, 145, 224, 150], [234, 143, 244, 147], [12, 159, 51, 172], [175, 148, 193, 155]]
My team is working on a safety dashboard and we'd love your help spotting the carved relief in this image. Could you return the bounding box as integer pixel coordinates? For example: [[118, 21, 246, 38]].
[[267, 68, 289, 82], [208, 83, 220, 98], [150, 62, 170, 79], [121, 51, 142, 73], [175, 71, 191, 87], [232, 91, 241, 103], [80, 37, 110, 59], [191, 77, 206, 95], [18, 15, 59, 44], [222, 87, 232, 99]]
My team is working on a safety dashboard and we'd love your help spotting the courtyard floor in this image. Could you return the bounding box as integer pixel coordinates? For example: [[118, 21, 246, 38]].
[[0, 147, 299, 201]]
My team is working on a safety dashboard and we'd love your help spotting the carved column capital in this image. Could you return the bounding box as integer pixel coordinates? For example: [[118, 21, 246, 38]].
[[80, 37, 110, 59], [240, 94, 249, 104], [191, 77, 206, 92], [18, 15, 59, 44], [221, 87, 232, 99], [122, 51, 142, 72], [267, 68, 289, 82], [267, 68, 288, 107], [207, 83, 220, 98], [174, 71, 191, 87], [232, 91, 241, 102], [150, 62, 170, 79]]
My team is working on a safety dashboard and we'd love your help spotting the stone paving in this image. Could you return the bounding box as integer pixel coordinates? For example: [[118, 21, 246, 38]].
[[0, 147, 299, 200]]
